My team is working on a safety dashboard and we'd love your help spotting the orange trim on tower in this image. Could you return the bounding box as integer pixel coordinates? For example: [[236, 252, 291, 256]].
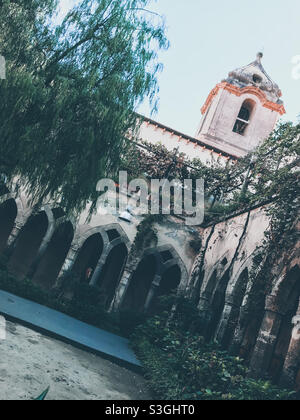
[[200, 86, 219, 115], [201, 82, 286, 116]]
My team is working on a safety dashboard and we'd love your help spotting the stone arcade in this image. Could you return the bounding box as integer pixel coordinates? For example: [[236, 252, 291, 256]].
[[0, 54, 299, 390]]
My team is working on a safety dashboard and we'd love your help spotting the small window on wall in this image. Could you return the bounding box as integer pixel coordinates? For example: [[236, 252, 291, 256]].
[[233, 99, 255, 136]]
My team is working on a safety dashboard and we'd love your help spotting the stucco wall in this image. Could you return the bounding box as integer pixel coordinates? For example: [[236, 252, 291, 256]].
[[197, 88, 279, 157]]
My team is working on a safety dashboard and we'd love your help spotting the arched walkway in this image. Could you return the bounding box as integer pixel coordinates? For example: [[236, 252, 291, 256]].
[[121, 254, 157, 313], [0, 199, 17, 254], [96, 243, 128, 310], [33, 221, 74, 289], [72, 233, 104, 283], [8, 211, 48, 279]]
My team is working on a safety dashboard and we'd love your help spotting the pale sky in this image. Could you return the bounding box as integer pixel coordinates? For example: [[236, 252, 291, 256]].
[[59, 0, 300, 136]]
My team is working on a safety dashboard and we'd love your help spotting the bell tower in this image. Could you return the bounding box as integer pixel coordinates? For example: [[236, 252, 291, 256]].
[[196, 53, 286, 157]]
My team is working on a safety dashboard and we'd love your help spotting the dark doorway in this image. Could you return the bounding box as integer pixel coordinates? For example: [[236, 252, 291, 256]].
[[97, 243, 128, 310], [208, 269, 231, 342], [72, 233, 104, 283], [0, 199, 17, 254], [33, 222, 74, 289], [8, 211, 48, 279], [122, 254, 157, 313]]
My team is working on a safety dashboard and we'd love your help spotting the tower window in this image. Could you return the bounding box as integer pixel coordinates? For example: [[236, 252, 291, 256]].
[[253, 74, 262, 84], [233, 99, 255, 136]]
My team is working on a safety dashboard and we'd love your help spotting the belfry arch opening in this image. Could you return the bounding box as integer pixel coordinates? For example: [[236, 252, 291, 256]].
[[121, 254, 157, 313], [96, 243, 128, 310], [33, 221, 74, 289], [0, 199, 17, 254], [233, 99, 255, 136], [8, 211, 48, 279], [72, 233, 104, 283]]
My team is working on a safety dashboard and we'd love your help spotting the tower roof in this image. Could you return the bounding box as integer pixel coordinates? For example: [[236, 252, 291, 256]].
[[225, 53, 283, 104]]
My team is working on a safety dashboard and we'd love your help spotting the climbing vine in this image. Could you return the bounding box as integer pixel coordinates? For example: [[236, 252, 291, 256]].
[[123, 122, 299, 226], [128, 214, 165, 262], [124, 122, 300, 297]]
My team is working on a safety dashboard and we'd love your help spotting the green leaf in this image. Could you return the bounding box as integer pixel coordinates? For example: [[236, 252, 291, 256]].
[[35, 387, 50, 401]]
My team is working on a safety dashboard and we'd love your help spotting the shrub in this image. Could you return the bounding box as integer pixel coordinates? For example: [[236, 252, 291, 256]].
[[118, 310, 148, 337], [131, 298, 296, 401]]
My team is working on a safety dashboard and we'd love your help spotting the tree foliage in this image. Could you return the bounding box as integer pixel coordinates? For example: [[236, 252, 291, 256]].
[[0, 0, 168, 214]]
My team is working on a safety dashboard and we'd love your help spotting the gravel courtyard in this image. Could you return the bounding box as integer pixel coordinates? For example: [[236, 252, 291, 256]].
[[0, 320, 150, 401]]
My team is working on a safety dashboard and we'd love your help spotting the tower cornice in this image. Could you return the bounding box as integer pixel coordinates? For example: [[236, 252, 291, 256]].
[[201, 82, 286, 116]]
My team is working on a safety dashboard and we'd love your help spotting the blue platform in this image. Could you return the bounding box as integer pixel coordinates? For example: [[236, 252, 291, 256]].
[[0, 290, 142, 370]]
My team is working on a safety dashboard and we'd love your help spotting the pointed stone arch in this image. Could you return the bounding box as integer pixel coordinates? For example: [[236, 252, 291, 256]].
[[120, 244, 187, 314]]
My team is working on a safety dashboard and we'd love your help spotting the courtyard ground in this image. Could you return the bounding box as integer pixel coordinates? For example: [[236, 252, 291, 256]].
[[0, 320, 151, 401]]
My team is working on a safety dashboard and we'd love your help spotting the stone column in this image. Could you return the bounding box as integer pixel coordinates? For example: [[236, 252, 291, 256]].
[[54, 246, 78, 289], [3, 223, 22, 259], [111, 256, 140, 311], [6, 224, 21, 248], [279, 301, 300, 389], [215, 299, 239, 348], [26, 223, 55, 279], [249, 295, 284, 379], [57, 248, 77, 277], [144, 275, 161, 313], [111, 269, 132, 311], [89, 251, 109, 287], [229, 304, 250, 355], [198, 294, 213, 337]]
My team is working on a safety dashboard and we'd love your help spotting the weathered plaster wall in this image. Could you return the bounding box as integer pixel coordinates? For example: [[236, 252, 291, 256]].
[[138, 119, 233, 165]]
